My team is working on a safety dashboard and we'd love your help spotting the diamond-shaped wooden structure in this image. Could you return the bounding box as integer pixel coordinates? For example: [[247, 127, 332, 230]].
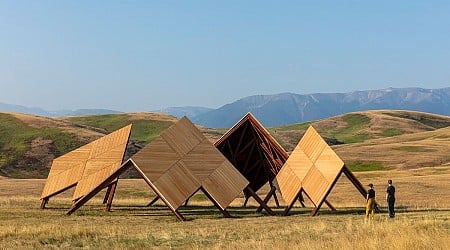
[[275, 126, 367, 216], [40, 124, 132, 209], [67, 117, 274, 220], [215, 113, 289, 206]]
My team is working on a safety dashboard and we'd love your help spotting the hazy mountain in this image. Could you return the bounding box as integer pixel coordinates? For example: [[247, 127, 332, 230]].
[[0, 103, 121, 117], [0, 103, 50, 116], [157, 106, 214, 118], [191, 87, 450, 127]]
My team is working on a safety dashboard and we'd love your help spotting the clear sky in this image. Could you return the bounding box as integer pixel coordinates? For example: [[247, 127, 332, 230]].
[[1, 1, 450, 111]]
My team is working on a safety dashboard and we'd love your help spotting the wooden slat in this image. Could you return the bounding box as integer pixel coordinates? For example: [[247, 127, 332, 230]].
[[302, 166, 330, 205], [314, 146, 344, 183], [161, 117, 204, 157], [132, 137, 180, 182], [153, 161, 200, 209], [275, 164, 303, 205], [285, 145, 314, 181], [72, 125, 132, 200], [181, 138, 226, 180], [298, 126, 327, 163], [202, 161, 249, 210]]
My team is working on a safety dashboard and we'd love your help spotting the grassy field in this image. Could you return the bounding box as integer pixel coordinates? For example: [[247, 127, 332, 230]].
[[1, 166, 449, 249]]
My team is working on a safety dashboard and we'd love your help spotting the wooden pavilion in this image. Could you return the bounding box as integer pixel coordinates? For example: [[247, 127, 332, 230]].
[[274, 126, 367, 216], [40, 124, 132, 210], [214, 113, 289, 207], [67, 117, 274, 220]]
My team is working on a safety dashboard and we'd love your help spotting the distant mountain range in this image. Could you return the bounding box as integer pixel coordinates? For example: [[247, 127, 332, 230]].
[[2, 87, 450, 127], [0, 103, 121, 117], [164, 87, 450, 127]]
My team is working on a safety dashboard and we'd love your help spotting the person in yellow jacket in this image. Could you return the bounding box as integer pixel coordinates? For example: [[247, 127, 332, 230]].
[[366, 183, 376, 219]]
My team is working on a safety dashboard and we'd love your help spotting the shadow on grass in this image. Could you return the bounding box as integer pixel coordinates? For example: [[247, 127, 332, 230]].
[[40, 203, 450, 220]]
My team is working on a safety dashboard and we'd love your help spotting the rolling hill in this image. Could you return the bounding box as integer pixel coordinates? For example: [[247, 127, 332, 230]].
[[0, 112, 177, 178], [0, 110, 449, 178]]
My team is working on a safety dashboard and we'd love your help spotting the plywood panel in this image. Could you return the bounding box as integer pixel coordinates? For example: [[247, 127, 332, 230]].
[[302, 166, 330, 205], [153, 161, 200, 209], [202, 161, 249, 209], [285, 146, 314, 181], [128, 117, 252, 213], [314, 146, 344, 183], [298, 126, 327, 163], [72, 125, 131, 200], [41, 141, 95, 198], [275, 164, 303, 205], [181, 138, 226, 180], [41, 163, 85, 198], [132, 137, 180, 182], [161, 117, 204, 157]]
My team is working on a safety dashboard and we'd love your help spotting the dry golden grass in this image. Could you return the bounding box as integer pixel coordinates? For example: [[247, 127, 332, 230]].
[[335, 126, 450, 169], [10, 112, 104, 141], [1, 167, 449, 249]]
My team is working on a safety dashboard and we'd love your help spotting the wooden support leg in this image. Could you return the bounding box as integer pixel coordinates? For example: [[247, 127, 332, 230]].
[[40, 198, 49, 209], [283, 192, 301, 216], [146, 196, 160, 207], [298, 192, 306, 208], [325, 200, 336, 211], [103, 184, 113, 204], [246, 186, 275, 216], [105, 181, 118, 212], [173, 209, 186, 221], [184, 198, 190, 206], [268, 180, 280, 207], [256, 186, 276, 213], [273, 190, 280, 207], [243, 196, 250, 207], [201, 187, 231, 218]]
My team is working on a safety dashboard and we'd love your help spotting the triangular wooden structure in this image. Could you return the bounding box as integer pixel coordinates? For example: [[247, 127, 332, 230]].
[[67, 117, 274, 220], [214, 113, 289, 206], [274, 126, 367, 216], [40, 124, 132, 209]]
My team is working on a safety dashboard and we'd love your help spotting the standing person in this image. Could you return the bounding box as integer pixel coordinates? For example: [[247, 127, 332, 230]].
[[366, 183, 376, 220], [386, 179, 396, 218]]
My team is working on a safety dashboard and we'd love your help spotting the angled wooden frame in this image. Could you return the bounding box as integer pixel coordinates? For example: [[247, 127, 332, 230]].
[[275, 126, 367, 216], [40, 124, 132, 209], [67, 117, 274, 220], [214, 113, 289, 206]]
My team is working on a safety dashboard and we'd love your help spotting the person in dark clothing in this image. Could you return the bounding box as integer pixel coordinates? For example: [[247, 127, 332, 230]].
[[386, 179, 396, 218], [366, 183, 376, 219]]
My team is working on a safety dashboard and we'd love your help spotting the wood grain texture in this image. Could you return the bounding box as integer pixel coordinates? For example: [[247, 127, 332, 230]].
[[131, 117, 250, 211], [72, 125, 131, 200], [276, 126, 362, 214], [41, 125, 131, 200], [202, 161, 249, 210], [214, 113, 289, 194], [275, 164, 302, 205]]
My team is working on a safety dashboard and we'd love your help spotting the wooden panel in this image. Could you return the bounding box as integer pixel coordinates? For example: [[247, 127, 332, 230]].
[[153, 161, 200, 209], [275, 164, 302, 205], [302, 166, 330, 205], [41, 143, 93, 198], [71, 125, 131, 200], [298, 126, 327, 163], [202, 161, 249, 209], [181, 138, 226, 181], [73, 163, 117, 199], [285, 145, 314, 181], [161, 117, 204, 157], [131, 137, 180, 182], [41, 162, 85, 198], [314, 146, 344, 183]]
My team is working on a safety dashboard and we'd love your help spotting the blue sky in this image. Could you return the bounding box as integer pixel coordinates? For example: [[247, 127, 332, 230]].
[[1, 1, 450, 111]]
